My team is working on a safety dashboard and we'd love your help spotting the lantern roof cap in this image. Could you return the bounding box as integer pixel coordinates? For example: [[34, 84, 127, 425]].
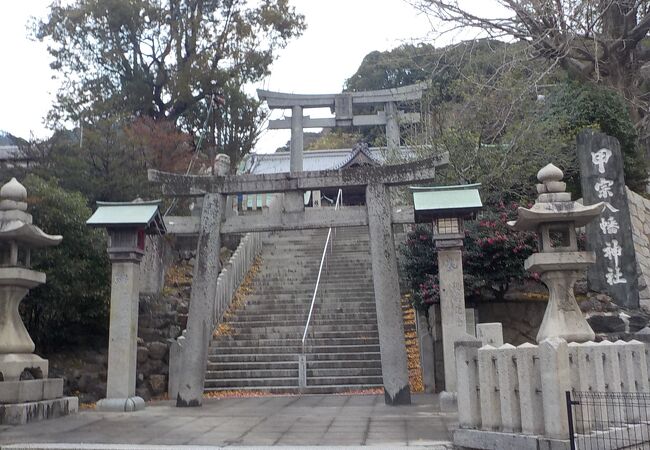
[[537, 163, 563, 183], [509, 163, 604, 230], [410, 183, 482, 222], [87, 200, 166, 234], [0, 178, 27, 202]]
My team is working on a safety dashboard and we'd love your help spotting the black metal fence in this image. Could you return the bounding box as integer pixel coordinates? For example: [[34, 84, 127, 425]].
[[566, 391, 650, 450]]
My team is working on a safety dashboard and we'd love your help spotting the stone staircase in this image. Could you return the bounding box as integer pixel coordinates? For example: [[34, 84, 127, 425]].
[[205, 225, 383, 394]]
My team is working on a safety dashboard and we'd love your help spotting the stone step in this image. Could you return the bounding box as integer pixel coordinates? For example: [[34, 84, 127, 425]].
[[239, 304, 378, 313], [306, 352, 382, 362], [255, 269, 372, 280], [208, 351, 381, 363], [203, 223, 381, 394], [225, 319, 379, 328], [227, 312, 377, 323], [242, 294, 376, 302], [216, 329, 380, 340], [205, 367, 382, 380], [307, 359, 382, 369], [210, 344, 381, 355], [261, 258, 370, 263], [206, 359, 381, 372], [207, 361, 298, 371], [204, 374, 383, 388], [211, 337, 380, 347], [306, 375, 384, 386], [206, 368, 299, 379], [246, 288, 375, 296], [230, 323, 379, 334], [205, 377, 298, 388], [203, 384, 383, 395]]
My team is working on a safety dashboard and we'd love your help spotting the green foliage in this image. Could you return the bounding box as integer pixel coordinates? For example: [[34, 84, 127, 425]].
[[306, 130, 363, 150], [346, 40, 577, 202], [400, 204, 538, 313], [20, 175, 110, 351], [34, 0, 306, 167], [23, 121, 156, 203], [544, 81, 648, 192]]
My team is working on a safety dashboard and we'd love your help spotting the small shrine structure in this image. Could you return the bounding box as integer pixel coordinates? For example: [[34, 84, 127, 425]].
[[87, 200, 166, 412], [411, 183, 482, 408]]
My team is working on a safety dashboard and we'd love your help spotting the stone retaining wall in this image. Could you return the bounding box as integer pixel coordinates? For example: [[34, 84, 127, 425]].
[[626, 187, 650, 310]]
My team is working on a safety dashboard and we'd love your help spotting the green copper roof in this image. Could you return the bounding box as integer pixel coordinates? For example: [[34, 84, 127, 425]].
[[87, 200, 166, 234], [411, 184, 482, 220]]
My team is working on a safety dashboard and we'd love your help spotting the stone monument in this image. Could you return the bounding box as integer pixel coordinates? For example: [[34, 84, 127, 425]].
[[508, 164, 604, 342], [0, 177, 78, 424], [577, 129, 640, 309]]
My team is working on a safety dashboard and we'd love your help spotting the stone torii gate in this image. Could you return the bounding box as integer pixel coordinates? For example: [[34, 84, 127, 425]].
[[150, 152, 448, 407], [258, 81, 428, 158], [257, 82, 428, 213]]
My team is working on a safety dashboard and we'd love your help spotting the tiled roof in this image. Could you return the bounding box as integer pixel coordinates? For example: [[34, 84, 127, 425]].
[[240, 147, 416, 174]]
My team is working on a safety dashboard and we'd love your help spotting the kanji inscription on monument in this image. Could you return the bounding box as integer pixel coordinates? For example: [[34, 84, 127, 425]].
[[577, 129, 639, 309]]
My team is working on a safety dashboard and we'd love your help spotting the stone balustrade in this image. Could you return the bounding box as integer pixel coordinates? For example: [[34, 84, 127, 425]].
[[168, 230, 266, 398], [211, 231, 264, 323], [455, 337, 650, 440]]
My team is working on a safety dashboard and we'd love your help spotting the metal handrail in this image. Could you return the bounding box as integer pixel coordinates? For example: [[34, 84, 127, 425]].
[[301, 188, 343, 348]]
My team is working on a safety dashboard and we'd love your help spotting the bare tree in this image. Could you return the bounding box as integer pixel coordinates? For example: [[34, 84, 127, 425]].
[[411, 0, 650, 139]]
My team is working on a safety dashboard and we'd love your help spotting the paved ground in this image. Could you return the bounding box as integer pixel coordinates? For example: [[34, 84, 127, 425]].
[[0, 394, 456, 449]]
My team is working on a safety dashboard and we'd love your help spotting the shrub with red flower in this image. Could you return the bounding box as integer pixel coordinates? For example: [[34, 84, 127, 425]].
[[400, 202, 538, 312], [412, 274, 440, 311]]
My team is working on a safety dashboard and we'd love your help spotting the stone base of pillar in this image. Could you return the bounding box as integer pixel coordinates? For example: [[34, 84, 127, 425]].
[[0, 396, 78, 425], [439, 391, 458, 412], [97, 396, 145, 412], [384, 385, 411, 406], [454, 428, 571, 450], [0, 353, 49, 381]]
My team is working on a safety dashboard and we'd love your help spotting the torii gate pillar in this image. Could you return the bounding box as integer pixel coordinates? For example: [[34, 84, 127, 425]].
[[366, 182, 411, 405]]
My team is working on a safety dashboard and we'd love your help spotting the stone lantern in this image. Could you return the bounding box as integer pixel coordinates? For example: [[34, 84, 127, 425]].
[[508, 164, 604, 343], [0, 177, 77, 424], [411, 183, 482, 407], [87, 200, 166, 411]]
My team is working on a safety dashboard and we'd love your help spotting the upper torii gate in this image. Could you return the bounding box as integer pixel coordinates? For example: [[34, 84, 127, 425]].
[[149, 83, 446, 407]]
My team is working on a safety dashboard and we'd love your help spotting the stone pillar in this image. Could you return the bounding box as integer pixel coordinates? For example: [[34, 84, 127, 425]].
[[176, 193, 225, 407], [290, 105, 303, 171], [385, 101, 400, 152], [539, 337, 570, 440], [516, 342, 544, 435], [496, 343, 521, 432], [176, 152, 229, 407], [366, 182, 411, 405], [436, 240, 467, 394], [416, 310, 436, 393], [478, 345, 501, 430], [455, 337, 482, 428], [284, 105, 305, 213], [476, 323, 503, 346], [97, 251, 145, 412]]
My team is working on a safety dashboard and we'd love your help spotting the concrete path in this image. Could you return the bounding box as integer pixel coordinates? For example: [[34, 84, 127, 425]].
[[0, 394, 455, 449]]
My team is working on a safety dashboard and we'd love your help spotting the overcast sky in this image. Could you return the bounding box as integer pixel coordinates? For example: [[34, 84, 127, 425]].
[[0, 1, 495, 153]]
